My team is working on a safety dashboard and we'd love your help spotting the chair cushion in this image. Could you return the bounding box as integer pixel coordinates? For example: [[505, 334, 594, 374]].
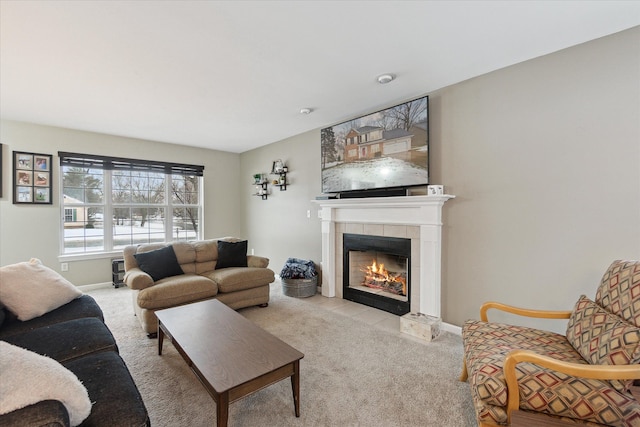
[[2, 317, 117, 363], [463, 320, 582, 408], [192, 240, 217, 274], [596, 260, 640, 327], [515, 362, 640, 426], [136, 273, 217, 310], [63, 351, 149, 427], [462, 319, 640, 426], [566, 295, 640, 392], [203, 267, 274, 293]]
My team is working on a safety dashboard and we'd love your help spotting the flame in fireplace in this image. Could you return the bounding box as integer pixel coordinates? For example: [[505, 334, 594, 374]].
[[371, 260, 383, 275], [362, 260, 407, 296]]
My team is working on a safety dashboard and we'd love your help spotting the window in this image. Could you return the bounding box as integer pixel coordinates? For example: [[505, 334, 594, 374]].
[[64, 208, 75, 222], [59, 152, 204, 255]]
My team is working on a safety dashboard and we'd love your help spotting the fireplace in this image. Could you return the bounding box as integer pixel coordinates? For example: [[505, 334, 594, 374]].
[[312, 195, 454, 319], [343, 233, 411, 315]]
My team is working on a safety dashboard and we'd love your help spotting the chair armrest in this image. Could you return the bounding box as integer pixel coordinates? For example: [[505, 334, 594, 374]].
[[503, 349, 640, 424], [123, 267, 154, 290], [480, 301, 572, 322]]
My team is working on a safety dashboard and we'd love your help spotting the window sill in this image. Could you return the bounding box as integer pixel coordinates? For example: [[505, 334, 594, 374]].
[[58, 251, 124, 262]]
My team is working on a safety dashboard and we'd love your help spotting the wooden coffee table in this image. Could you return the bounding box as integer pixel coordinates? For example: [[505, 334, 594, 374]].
[[156, 299, 304, 427]]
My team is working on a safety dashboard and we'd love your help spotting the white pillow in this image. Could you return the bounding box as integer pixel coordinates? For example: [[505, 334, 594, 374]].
[[0, 341, 92, 426], [0, 258, 82, 321]]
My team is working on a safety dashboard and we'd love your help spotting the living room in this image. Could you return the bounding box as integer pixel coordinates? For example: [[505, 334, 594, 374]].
[[1, 2, 638, 330], [0, 2, 639, 426]]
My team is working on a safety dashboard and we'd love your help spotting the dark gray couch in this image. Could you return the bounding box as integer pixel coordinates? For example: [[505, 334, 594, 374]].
[[0, 294, 150, 426]]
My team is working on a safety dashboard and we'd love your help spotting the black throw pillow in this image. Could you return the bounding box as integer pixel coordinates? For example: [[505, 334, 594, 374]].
[[133, 245, 183, 281], [216, 240, 248, 269]]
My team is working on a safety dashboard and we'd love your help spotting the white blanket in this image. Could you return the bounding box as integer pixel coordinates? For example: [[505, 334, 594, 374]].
[[0, 341, 91, 426]]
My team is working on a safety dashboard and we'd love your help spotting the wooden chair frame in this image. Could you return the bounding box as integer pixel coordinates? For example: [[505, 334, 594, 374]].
[[461, 301, 640, 426]]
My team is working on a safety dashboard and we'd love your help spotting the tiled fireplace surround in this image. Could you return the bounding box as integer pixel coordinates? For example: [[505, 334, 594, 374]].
[[313, 195, 454, 319]]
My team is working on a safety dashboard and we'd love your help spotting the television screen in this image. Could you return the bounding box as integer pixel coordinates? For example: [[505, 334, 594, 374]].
[[321, 96, 428, 195]]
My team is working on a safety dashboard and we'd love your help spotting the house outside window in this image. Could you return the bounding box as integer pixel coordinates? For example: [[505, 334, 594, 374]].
[[59, 152, 204, 256]]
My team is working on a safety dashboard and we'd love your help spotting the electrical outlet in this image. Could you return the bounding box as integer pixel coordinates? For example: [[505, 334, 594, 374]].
[[251, 248, 255, 255], [61, 263, 69, 271], [306, 210, 311, 218]]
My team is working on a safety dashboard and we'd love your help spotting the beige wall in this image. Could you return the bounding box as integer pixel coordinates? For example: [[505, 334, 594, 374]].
[[239, 129, 322, 274], [241, 27, 640, 331], [0, 122, 242, 285], [435, 27, 639, 330]]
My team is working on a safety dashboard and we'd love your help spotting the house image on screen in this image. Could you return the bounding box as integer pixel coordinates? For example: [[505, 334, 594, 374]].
[[343, 121, 427, 163]]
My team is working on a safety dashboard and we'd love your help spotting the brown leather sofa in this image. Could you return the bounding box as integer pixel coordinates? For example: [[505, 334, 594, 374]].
[[123, 238, 274, 336]]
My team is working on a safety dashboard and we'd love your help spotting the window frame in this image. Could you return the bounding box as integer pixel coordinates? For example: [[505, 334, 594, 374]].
[[58, 152, 204, 261]]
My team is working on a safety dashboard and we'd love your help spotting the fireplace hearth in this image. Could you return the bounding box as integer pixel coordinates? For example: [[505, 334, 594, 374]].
[[343, 233, 411, 315]]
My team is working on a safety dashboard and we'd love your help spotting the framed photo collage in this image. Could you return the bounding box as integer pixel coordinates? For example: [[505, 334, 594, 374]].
[[13, 151, 53, 204]]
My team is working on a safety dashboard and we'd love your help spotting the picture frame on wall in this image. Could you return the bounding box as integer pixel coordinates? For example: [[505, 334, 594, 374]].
[[13, 151, 53, 205], [16, 186, 32, 203]]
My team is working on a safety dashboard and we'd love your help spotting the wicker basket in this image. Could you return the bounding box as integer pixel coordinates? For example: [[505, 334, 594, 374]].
[[282, 276, 318, 298]]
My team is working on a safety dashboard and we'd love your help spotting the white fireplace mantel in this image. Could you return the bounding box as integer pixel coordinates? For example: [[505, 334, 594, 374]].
[[312, 195, 454, 318]]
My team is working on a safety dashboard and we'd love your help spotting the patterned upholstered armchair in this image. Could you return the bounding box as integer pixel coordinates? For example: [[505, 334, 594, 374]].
[[460, 260, 640, 426]]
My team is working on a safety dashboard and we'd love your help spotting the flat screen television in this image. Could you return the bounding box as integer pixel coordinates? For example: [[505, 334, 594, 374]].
[[321, 96, 428, 197]]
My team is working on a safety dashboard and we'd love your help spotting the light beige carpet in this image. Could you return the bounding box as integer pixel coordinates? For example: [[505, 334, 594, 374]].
[[88, 282, 476, 427]]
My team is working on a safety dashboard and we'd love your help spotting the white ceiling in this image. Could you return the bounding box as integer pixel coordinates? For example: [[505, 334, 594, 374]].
[[1, 1, 639, 154]]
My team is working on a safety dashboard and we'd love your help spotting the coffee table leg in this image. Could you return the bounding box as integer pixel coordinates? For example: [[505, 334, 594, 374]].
[[217, 391, 229, 427], [291, 360, 300, 417], [158, 322, 164, 356]]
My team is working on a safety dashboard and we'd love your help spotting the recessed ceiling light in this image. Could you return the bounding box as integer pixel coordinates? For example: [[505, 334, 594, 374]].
[[300, 108, 312, 114], [377, 74, 395, 84]]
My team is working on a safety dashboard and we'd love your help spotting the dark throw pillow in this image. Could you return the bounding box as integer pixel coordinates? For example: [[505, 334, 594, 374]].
[[134, 246, 183, 281], [216, 240, 248, 269]]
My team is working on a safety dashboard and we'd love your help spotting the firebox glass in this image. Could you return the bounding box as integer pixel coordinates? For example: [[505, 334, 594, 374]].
[[348, 250, 409, 302]]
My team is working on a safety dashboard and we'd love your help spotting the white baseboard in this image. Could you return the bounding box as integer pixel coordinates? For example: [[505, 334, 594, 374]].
[[78, 282, 112, 292], [441, 322, 462, 335]]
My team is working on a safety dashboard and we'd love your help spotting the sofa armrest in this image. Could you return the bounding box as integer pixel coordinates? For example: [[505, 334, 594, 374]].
[[0, 399, 70, 427], [480, 301, 572, 322], [503, 349, 640, 424], [247, 255, 269, 268], [123, 267, 154, 290]]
